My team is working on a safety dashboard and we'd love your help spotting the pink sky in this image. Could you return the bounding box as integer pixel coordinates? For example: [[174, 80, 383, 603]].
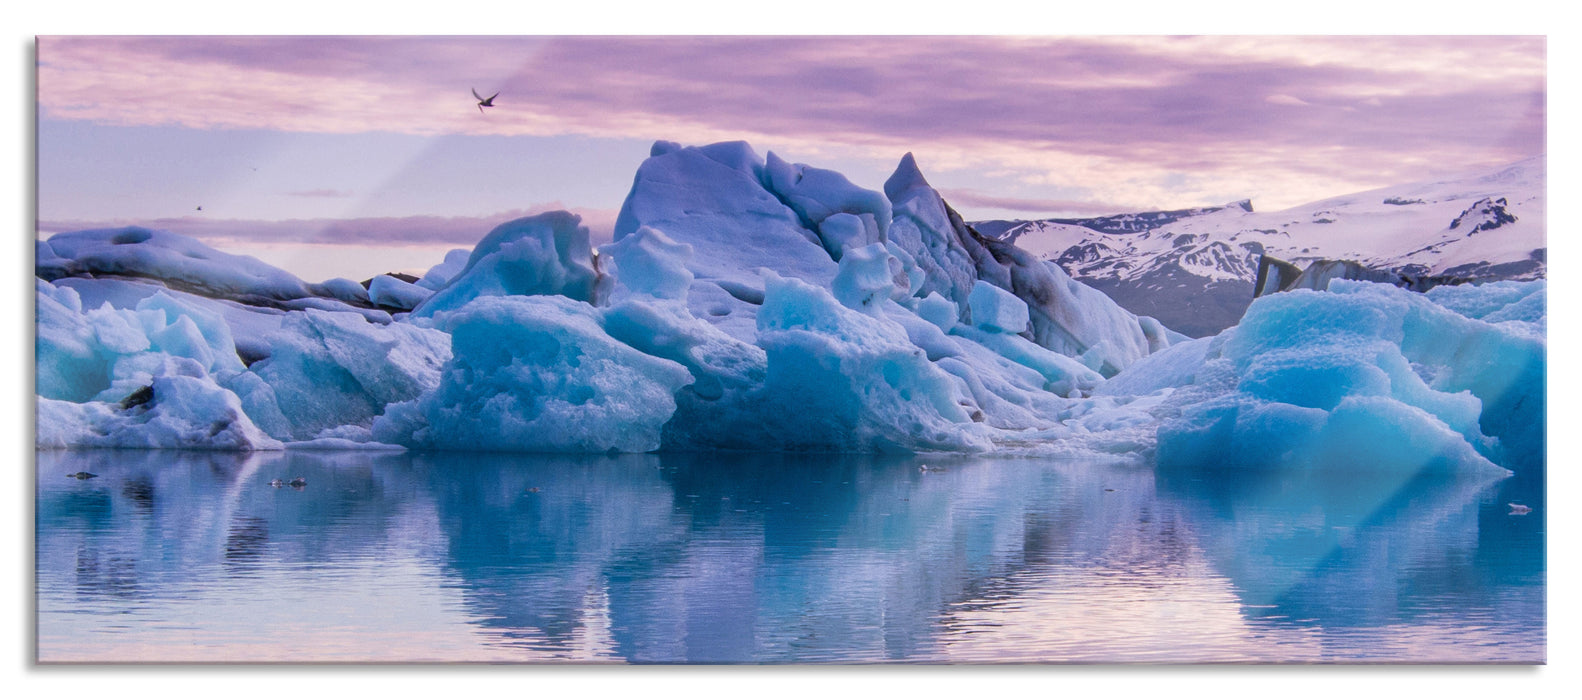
[[35, 35, 1546, 280]]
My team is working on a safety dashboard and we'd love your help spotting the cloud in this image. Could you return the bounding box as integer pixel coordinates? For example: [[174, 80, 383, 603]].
[[38, 204, 622, 249], [1264, 94, 1310, 106], [35, 35, 1545, 213], [935, 189, 1134, 216], [286, 188, 354, 198]]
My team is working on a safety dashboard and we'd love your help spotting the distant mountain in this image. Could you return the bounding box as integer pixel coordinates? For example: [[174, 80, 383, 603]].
[[971, 157, 1545, 337]]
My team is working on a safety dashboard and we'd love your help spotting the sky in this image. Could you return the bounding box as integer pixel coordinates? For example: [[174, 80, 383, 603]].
[[9, 4, 1582, 693], [35, 34, 1546, 282]]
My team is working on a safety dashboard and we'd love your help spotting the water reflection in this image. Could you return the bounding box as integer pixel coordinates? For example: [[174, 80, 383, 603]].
[[36, 449, 1544, 663]]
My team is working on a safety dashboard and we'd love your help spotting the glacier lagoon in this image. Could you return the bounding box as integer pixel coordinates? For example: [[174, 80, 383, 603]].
[[37, 448, 1543, 663], [34, 140, 1548, 663]]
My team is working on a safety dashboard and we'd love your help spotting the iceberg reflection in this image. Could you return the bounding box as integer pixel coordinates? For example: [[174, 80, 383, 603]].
[[36, 449, 1544, 663]]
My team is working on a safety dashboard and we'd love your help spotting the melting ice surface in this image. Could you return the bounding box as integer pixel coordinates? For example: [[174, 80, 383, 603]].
[[37, 449, 1543, 663]]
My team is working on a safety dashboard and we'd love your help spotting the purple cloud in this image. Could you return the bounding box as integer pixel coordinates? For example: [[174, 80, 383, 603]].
[[936, 189, 1131, 216], [36, 36, 1545, 211], [286, 189, 354, 198], [38, 205, 622, 249]]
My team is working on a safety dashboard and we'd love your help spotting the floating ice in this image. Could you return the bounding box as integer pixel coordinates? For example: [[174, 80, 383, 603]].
[[762, 151, 891, 259], [416, 248, 472, 290], [374, 295, 694, 453], [32, 140, 1542, 469], [753, 273, 991, 452], [247, 308, 451, 441], [368, 274, 435, 310], [39, 227, 312, 301], [1152, 280, 1543, 474], [832, 243, 904, 315], [613, 141, 839, 311], [410, 211, 604, 319], [37, 375, 282, 451], [916, 292, 959, 332], [968, 281, 1029, 334], [601, 226, 695, 301]]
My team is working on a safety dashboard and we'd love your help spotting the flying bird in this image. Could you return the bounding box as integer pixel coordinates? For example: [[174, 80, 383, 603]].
[[473, 88, 499, 113]]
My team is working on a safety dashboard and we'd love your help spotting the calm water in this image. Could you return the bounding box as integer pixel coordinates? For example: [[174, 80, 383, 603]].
[[35, 448, 1545, 663]]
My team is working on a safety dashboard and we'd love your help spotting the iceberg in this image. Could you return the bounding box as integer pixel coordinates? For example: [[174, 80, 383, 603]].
[[1143, 280, 1543, 474], [245, 307, 451, 441], [31, 139, 1542, 472], [410, 211, 604, 318], [373, 295, 693, 453]]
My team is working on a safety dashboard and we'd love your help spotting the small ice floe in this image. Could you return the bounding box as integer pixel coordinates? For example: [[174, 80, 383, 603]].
[[919, 464, 947, 473], [1508, 503, 1532, 515], [269, 478, 307, 488], [66, 472, 97, 480]]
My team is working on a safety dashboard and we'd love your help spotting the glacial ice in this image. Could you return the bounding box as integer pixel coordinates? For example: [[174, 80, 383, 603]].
[[367, 274, 435, 310], [40, 227, 312, 301], [601, 226, 695, 301], [410, 211, 604, 319], [372, 295, 693, 453], [416, 248, 472, 290], [752, 273, 992, 453], [32, 139, 1543, 476], [613, 141, 838, 295], [247, 308, 452, 441], [968, 280, 1030, 334], [1146, 280, 1543, 474]]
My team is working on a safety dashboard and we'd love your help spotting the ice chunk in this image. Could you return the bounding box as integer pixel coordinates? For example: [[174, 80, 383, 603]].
[[952, 324, 1103, 398], [762, 151, 891, 248], [613, 141, 838, 293], [1096, 336, 1214, 396], [411, 211, 603, 318], [40, 227, 311, 300], [136, 291, 247, 374], [599, 298, 771, 450], [882, 153, 1166, 375], [1425, 279, 1545, 328], [53, 277, 290, 367], [35, 281, 250, 404], [373, 295, 693, 453], [247, 308, 451, 440], [1154, 281, 1542, 474], [602, 226, 695, 301], [37, 375, 282, 451], [315, 277, 372, 305], [368, 274, 436, 310], [753, 273, 991, 452], [35, 280, 108, 402], [883, 153, 993, 306], [831, 243, 903, 315], [916, 292, 958, 332], [967, 281, 1029, 334], [813, 213, 868, 261], [981, 245, 1160, 376], [416, 248, 472, 290]]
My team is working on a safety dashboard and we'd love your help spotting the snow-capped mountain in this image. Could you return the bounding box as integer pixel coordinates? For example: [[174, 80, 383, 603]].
[[972, 157, 1545, 337]]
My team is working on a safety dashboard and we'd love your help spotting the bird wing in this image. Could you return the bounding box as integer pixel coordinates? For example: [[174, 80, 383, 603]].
[[487, 92, 499, 102], [472, 87, 484, 101]]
